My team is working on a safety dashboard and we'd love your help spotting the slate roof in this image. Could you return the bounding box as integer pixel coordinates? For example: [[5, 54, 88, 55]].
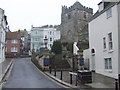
[[89, 2, 119, 22], [6, 32, 21, 40]]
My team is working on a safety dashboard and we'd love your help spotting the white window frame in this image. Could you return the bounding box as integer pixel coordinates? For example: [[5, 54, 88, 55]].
[[11, 46, 18, 52], [104, 58, 112, 70], [11, 40, 18, 44], [108, 32, 113, 50]]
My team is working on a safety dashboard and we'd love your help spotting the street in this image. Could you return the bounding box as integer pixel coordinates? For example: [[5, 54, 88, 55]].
[[2, 58, 65, 88]]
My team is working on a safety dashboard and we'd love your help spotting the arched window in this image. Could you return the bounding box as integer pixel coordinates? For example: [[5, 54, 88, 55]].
[[91, 49, 95, 54]]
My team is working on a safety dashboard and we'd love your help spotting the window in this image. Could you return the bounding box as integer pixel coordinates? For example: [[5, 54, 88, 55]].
[[104, 58, 112, 70], [36, 31, 38, 34], [11, 47, 18, 52], [11, 40, 18, 44], [50, 38, 52, 41], [84, 12, 87, 19], [6, 47, 7, 52], [50, 44, 52, 47], [45, 35, 47, 39], [108, 33, 113, 50], [106, 8, 112, 18], [34, 38, 39, 41], [50, 31, 52, 35], [68, 14, 71, 19], [103, 37, 106, 49]]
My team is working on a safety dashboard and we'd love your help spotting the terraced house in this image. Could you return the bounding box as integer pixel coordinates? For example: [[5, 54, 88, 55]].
[[6, 32, 22, 56], [89, 1, 120, 79], [31, 25, 60, 52]]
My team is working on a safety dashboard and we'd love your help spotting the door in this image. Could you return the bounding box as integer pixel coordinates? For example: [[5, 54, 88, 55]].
[[92, 54, 95, 71]]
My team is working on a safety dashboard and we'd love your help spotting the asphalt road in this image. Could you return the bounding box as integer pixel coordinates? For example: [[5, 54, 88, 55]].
[[2, 58, 65, 88]]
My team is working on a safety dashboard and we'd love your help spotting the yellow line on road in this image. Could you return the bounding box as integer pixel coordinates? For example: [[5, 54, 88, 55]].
[[31, 61, 70, 88]]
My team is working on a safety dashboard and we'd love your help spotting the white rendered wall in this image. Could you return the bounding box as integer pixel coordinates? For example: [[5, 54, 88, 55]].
[[89, 5, 119, 79]]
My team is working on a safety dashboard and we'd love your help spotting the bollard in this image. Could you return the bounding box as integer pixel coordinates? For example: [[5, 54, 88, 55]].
[[60, 70, 62, 80], [70, 74, 72, 84], [115, 79, 118, 90], [54, 66, 56, 76], [118, 74, 120, 90], [49, 66, 51, 74], [75, 75, 77, 86]]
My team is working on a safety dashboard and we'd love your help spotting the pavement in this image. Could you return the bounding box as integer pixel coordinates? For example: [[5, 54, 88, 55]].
[[44, 70, 116, 89], [0, 58, 13, 83]]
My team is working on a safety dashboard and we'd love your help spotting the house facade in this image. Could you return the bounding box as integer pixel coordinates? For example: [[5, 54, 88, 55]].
[[16, 29, 30, 55], [31, 26, 60, 52], [6, 32, 22, 56], [89, 1, 120, 79], [0, 8, 8, 63]]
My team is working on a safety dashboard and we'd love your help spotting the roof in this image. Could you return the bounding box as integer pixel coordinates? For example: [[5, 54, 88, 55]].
[[89, 2, 118, 22], [31, 27, 56, 31], [6, 32, 21, 40]]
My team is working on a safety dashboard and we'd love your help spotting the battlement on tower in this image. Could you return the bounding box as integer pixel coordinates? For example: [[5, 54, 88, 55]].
[[62, 1, 93, 14]]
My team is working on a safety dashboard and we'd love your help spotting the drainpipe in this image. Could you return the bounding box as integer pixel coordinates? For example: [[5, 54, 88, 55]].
[[117, 3, 120, 76], [117, 3, 120, 89]]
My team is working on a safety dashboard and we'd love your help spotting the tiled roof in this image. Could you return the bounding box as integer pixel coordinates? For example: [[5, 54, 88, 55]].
[[6, 32, 21, 40]]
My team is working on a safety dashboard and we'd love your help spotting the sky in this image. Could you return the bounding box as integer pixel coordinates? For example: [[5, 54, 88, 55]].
[[0, 0, 101, 31]]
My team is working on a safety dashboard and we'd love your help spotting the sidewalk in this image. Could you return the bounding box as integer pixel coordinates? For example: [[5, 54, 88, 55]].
[[0, 58, 13, 83], [45, 70, 115, 89]]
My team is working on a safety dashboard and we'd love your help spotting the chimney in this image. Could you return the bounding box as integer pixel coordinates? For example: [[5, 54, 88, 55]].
[[98, 1, 110, 12]]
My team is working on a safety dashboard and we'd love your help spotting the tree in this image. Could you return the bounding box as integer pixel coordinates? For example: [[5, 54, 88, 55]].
[[51, 40, 62, 54]]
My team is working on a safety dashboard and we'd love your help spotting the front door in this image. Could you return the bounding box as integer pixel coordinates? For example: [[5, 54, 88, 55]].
[[92, 54, 95, 71]]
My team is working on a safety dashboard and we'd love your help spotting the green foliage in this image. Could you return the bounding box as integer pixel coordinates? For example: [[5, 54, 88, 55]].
[[51, 40, 62, 54]]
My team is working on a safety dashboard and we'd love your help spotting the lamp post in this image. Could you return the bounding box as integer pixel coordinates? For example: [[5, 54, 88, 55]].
[[44, 38, 48, 49], [77, 50, 84, 70]]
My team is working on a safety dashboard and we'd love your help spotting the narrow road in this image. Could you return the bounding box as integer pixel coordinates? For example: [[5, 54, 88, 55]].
[[2, 58, 64, 88]]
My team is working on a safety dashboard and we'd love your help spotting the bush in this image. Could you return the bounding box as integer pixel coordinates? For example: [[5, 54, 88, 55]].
[[51, 40, 62, 54]]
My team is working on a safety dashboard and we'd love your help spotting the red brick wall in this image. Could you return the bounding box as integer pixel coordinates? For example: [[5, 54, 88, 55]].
[[6, 39, 22, 56]]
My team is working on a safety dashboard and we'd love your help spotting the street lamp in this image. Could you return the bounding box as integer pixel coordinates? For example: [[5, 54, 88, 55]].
[[44, 38, 48, 49], [77, 50, 84, 70]]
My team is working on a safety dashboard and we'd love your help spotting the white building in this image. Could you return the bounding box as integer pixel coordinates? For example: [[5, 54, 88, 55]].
[[0, 8, 8, 64], [31, 26, 60, 52], [0, 8, 8, 81], [89, 1, 120, 79]]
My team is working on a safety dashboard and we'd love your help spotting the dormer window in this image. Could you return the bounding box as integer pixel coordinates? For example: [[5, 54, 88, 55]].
[[106, 8, 112, 18]]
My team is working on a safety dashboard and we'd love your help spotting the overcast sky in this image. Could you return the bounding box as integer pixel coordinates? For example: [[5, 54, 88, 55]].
[[0, 0, 101, 31]]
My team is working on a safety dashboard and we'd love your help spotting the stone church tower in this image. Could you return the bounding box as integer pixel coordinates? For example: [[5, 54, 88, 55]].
[[60, 1, 93, 43]]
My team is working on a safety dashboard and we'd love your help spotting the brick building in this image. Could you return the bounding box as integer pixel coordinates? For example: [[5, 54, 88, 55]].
[[6, 32, 22, 56]]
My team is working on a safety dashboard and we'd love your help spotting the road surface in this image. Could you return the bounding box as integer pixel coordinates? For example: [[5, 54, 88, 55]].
[[2, 58, 65, 88]]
